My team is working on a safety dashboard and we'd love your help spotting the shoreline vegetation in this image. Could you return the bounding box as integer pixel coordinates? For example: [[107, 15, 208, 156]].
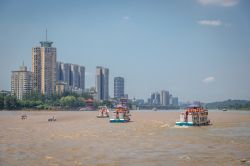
[[204, 99, 250, 110], [0, 92, 112, 111], [1, 92, 250, 111]]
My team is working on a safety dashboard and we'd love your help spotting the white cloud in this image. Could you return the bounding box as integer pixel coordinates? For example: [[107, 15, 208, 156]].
[[197, 0, 239, 7], [203, 76, 215, 83], [198, 19, 222, 26], [122, 16, 129, 20]]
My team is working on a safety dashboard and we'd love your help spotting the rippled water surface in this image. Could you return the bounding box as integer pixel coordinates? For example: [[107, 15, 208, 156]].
[[0, 110, 250, 166]]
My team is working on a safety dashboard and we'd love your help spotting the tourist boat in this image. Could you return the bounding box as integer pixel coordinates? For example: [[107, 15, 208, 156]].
[[21, 114, 27, 120], [110, 98, 131, 123], [176, 105, 210, 126], [97, 106, 110, 118]]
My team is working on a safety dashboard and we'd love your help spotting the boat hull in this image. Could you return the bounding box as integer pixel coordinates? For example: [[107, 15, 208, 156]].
[[175, 121, 194, 126], [109, 119, 129, 123], [96, 116, 109, 118], [176, 121, 210, 126]]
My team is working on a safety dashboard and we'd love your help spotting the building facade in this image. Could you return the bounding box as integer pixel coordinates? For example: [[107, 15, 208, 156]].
[[32, 41, 57, 95], [57, 62, 85, 91], [150, 92, 160, 105], [160, 90, 170, 106], [172, 97, 179, 107], [114, 77, 124, 99], [11, 64, 32, 99], [60, 62, 70, 86], [78, 66, 85, 90], [56, 81, 68, 95], [96, 66, 109, 101]]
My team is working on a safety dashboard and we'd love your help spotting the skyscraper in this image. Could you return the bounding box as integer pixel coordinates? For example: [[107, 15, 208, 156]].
[[96, 66, 109, 101], [56, 62, 85, 91], [150, 92, 160, 105], [172, 97, 179, 107], [70, 64, 79, 88], [60, 62, 70, 86], [160, 90, 170, 106], [32, 37, 57, 95], [11, 64, 32, 100], [56, 61, 62, 82], [114, 77, 124, 99], [78, 66, 85, 90]]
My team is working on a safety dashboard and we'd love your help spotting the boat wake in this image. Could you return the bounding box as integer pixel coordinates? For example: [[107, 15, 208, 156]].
[[174, 125, 189, 128]]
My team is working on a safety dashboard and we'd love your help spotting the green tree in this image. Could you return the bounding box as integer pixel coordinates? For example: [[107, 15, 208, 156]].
[[60, 96, 77, 108], [4, 95, 19, 110], [101, 100, 112, 108], [76, 97, 86, 107], [0, 94, 4, 110]]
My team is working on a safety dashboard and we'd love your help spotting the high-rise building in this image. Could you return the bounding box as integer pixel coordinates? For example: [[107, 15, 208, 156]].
[[96, 66, 109, 101], [155, 92, 160, 105], [60, 62, 70, 86], [56, 62, 85, 91], [78, 66, 85, 90], [150, 93, 156, 104], [32, 39, 57, 95], [172, 97, 179, 107], [56, 61, 61, 82], [11, 64, 32, 99], [160, 90, 170, 106], [150, 92, 160, 105], [70, 64, 79, 88], [114, 77, 124, 99]]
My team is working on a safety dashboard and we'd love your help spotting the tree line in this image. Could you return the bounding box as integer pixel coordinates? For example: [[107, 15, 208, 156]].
[[0, 91, 112, 110]]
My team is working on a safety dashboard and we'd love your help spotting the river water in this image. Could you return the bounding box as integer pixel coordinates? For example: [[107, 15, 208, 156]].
[[0, 110, 250, 166]]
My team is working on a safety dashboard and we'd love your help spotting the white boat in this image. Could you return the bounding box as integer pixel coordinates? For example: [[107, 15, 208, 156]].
[[97, 106, 110, 118], [110, 98, 131, 123], [176, 105, 210, 126]]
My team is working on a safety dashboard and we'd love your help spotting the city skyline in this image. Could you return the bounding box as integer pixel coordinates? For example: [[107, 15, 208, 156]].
[[0, 0, 250, 102]]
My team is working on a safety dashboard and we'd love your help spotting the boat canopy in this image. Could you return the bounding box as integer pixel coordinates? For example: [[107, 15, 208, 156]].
[[186, 104, 202, 109]]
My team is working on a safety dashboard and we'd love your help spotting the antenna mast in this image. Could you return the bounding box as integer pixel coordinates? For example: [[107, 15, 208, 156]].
[[46, 28, 47, 41]]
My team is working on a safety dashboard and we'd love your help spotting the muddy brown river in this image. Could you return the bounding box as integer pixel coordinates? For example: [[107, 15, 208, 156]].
[[0, 110, 250, 166]]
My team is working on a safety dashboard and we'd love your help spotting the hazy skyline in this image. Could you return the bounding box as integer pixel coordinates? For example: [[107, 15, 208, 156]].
[[0, 0, 250, 102]]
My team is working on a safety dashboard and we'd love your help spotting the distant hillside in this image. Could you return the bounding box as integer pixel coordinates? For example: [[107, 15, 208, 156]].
[[205, 99, 250, 110]]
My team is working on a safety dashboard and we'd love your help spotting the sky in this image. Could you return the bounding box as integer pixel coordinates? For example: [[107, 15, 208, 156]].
[[0, 0, 250, 102]]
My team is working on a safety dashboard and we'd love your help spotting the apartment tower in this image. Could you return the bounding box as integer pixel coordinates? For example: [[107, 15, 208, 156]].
[[32, 34, 57, 95], [160, 90, 170, 106], [11, 64, 32, 100], [96, 66, 109, 101], [57, 62, 85, 90], [114, 77, 124, 100]]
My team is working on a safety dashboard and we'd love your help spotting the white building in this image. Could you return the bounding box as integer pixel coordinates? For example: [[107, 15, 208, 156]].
[[11, 64, 32, 99]]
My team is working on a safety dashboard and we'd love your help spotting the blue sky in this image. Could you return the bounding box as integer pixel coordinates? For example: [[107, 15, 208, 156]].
[[0, 0, 249, 102]]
